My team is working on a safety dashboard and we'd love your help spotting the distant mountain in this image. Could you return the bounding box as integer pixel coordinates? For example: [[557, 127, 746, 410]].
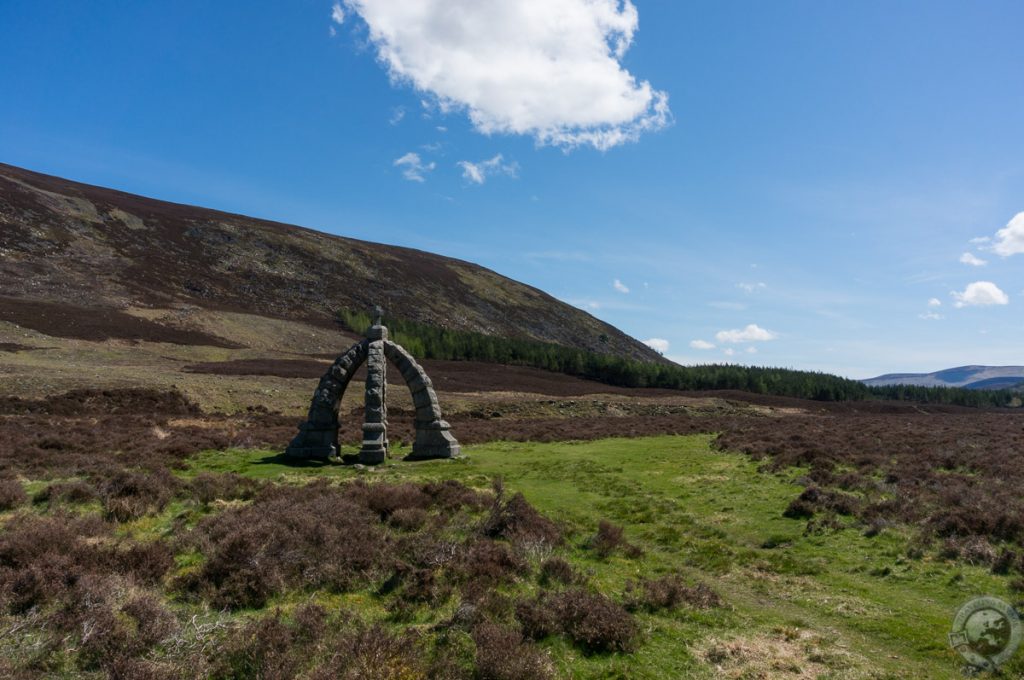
[[863, 365, 1024, 390], [0, 163, 661, 362]]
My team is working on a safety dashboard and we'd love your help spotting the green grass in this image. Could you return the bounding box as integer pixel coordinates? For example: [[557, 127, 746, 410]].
[[180, 434, 1018, 679]]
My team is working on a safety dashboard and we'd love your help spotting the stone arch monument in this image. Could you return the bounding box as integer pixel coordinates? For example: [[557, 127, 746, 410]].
[[285, 308, 460, 464]]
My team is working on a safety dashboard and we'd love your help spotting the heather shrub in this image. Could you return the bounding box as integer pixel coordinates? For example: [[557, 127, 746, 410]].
[[422, 479, 489, 512], [354, 480, 432, 520], [211, 611, 300, 680], [0, 512, 110, 612], [307, 624, 428, 680], [108, 659, 181, 680], [472, 623, 554, 680], [590, 520, 641, 559], [33, 479, 99, 505], [548, 589, 638, 653], [538, 557, 579, 586], [482, 484, 561, 547], [188, 472, 260, 505], [76, 603, 136, 670], [515, 597, 559, 641], [121, 594, 179, 648], [293, 602, 328, 643], [626, 575, 722, 611], [388, 507, 428, 531], [101, 468, 179, 521], [183, 482, 391, 608], [456, 540, 529, 586], [0, 479, 28, 510]]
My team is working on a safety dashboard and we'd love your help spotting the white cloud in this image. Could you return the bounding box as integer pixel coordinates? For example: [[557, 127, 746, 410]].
[[613, 279, 630, 294], [329, 25, 337, 37], [457, 154, 519, 185], [919, 311, 943, 320], [389, 106, 406, 125], [928, 297, 942, 307], [959, 251, 987, 267], [952, 281, 1009, 308], [331, 2, 346, 25], [970, 236, 991, 245], [643, 338, 669, 354], [393, 152, 435, 182], [737, 282, 766, 294], [341, 0, 670, 150], [715, 324, 778, 344], [992, 212, 1024, 257], [722, 348, 735, 357], [689, 339, 715, 350]]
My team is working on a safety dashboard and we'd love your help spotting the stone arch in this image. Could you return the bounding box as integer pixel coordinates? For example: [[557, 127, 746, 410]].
[[284, 339, 369, 460], [383, 340, 460, 460]]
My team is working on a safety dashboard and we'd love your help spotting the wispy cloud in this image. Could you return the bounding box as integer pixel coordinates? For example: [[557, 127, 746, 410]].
[[339, 0, 670, 150], [613, 279, 630, 294], [737, 282, 766, 294], [959, 251, 987, 267], [331, 2, 345, 25], [457, 154, 519, 185], [928, 298, 942, 307], [389, 106, 406, 125], [689, 339, 715, 350], [919, 311, 944, 320], [393, 152, 435, 182], [952, 281, 1009, 308]]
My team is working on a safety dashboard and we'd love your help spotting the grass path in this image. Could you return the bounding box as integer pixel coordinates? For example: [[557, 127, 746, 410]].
[[186, 435, 1016, 678]]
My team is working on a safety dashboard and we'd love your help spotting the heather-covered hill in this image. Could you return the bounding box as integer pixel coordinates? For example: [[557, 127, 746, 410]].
[[0, 163, 659, 362]]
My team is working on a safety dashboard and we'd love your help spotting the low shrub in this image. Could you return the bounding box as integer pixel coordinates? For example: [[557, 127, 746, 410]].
[[100, 468, 179, 521], [188, 472, 260, 505], [211, 611, 300, 680], [548, 589, 638, 654], [538, 557, 578, 586], [388, 507, 428, 531], [590, 520, 641, 559], [472, 623, 554, 680], [627, 575, 722, 611], [515, 598, 559, 641], [456, 540, 529, 586], [307, 624, 428, 680], [33, 479, 99, 505], [182, 482, 391, 608], [0, 479, 28, 511]]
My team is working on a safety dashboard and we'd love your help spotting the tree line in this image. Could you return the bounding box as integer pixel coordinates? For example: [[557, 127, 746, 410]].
[[336, 309, 1021, 408]]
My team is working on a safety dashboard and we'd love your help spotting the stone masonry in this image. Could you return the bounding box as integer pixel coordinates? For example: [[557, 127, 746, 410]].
[[285, 309, 460, 463]]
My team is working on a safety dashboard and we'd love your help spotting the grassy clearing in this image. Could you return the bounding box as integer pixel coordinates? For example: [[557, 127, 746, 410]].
[[181, 435, 1017, 678]]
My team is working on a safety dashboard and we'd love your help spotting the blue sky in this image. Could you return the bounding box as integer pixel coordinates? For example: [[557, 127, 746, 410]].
[[2, 1, 1022, 378]]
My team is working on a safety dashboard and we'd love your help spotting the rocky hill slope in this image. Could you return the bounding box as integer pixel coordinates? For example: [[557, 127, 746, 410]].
[[0, 163, 659, 361]]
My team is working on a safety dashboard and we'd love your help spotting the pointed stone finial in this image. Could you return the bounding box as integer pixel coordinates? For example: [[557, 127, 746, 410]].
[[373, 305, 383, 326]]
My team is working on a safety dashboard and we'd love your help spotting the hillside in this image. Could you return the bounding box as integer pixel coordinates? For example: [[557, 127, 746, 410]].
[[863, 365, 1024, 390], [0, 163, 659, 362]]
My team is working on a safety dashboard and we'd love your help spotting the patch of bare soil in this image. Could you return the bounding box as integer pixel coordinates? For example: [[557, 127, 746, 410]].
[[0, 296, 241, 347]]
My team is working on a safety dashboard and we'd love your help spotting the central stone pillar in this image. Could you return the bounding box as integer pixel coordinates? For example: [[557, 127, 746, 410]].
[[358, 323, 389, 465]]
